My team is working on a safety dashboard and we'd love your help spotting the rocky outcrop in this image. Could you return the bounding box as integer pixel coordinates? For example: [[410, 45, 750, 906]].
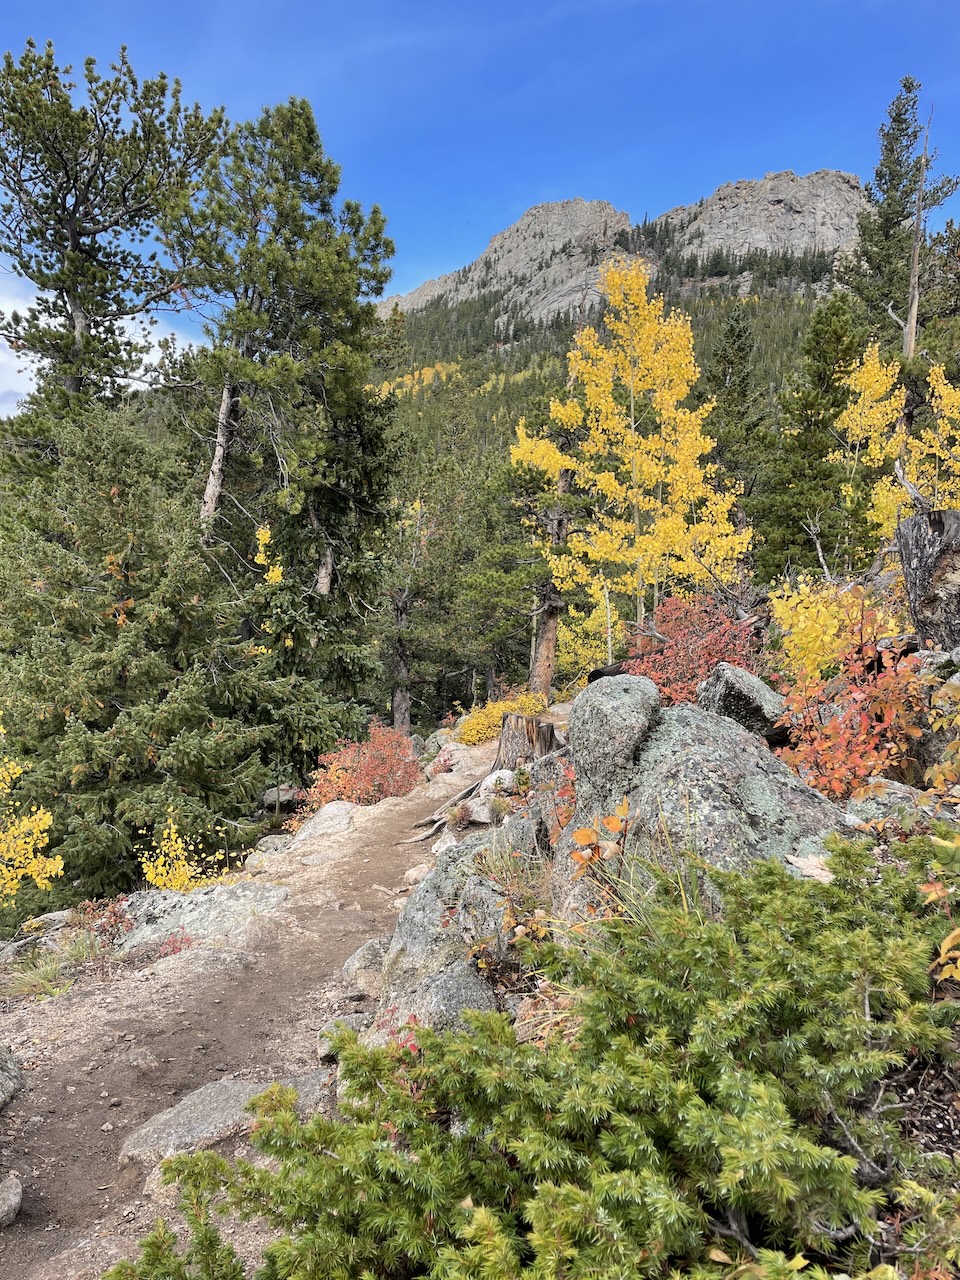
[[120, 882, 290, 954], [379, 198, 631, 326], [657, 169, 863, 258], [558, 677, 850, 909], [363, 674, 853, 1035], [379, 171, 863, 331]]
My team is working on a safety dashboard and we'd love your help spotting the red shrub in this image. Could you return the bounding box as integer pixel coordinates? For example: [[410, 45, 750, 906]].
[[623, 595, 759, 704], [289, 719, 421, 828]]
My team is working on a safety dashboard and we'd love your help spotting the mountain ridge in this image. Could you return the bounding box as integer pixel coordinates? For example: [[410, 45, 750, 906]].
[[378, 169, 864, 326]]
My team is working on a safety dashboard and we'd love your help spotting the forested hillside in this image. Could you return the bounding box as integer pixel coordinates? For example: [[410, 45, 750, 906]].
[[0, 49, 958, 928]]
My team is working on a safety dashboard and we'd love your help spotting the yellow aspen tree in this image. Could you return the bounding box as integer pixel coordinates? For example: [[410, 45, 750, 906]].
[[512, 258, 749, 635], [835, 345, 960, 540]]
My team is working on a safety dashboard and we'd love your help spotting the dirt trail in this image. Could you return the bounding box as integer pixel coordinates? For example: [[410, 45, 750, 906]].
[[0, 741, 498, 1280]]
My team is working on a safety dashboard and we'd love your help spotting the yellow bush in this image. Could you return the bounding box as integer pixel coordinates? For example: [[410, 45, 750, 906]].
[[0, 755, 58, 900], [455, 692, 547, 745], [140, 818, 223, 893], [769, 576, 904, 687]]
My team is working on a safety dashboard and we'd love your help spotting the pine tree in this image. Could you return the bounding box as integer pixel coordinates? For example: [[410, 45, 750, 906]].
[[838, 76, 958, 350], [0, 405, 273, 897], [700, 301, 771, 505], [0, 40, 222, 403], [751, 294, 868, 581]]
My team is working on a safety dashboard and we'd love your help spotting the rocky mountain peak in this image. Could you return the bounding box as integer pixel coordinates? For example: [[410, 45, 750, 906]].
[[378, 198, 631, 326], [656, 169, 863, 258]]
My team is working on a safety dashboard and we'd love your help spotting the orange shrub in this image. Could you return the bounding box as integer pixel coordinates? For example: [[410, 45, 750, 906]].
[[289, 719, 421, 828]]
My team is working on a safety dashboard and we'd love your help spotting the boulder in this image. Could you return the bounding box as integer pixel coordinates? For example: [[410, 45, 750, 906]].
[[288, 800, 357, 850], [697, 662, 786, 742], [0, 1046, 23, 1110], [846, 778, 930, 826], [120, 882, 290, 953], [0, 1171, 22, 1229], [367, 835, 499, 1039], [118, 1070, 330, 1173], [566, 675, 660, 809], [558, 678, 850, 915]]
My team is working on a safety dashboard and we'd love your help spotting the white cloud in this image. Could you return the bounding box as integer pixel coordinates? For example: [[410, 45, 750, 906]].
[[0, 271, 193, 414], [0, 271, 38, 416]]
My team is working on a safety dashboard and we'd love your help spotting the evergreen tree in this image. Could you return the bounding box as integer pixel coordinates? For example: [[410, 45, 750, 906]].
[[0, 406, 272, 897], [169, 98, 396, 778], [700, 301, 771, 507], [0, 40, 222, 402], [839, 76, 958, 349], [751, 294, 868, 582]]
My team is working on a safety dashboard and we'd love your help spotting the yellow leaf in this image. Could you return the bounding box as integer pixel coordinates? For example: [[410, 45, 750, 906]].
[[571, 827, 598, 846]]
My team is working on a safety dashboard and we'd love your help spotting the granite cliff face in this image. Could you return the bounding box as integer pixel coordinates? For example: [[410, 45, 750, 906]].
[[657, 169, 863, 258], [378, 198, 631, 326], [379, 170, 863, 325]]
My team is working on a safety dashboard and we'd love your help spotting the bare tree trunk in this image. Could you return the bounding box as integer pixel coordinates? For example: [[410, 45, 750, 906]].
[[529, 468, 572, 698], [530, 580, 562, 699], [903, 117, 930, 360], [390, 589, 412, 734], [201, 382, 238, 535], [896, 508, 960, 649]]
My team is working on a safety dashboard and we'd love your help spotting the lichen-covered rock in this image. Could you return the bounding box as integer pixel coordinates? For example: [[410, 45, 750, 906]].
[[367, 835, 499, 1040], [697, 662, 786, 741], [567, 675, 660, 808], [0, 1046, 23, 1111], [120, 882, 290, 953], [118, 1070, 330, 1172], [846, 778, 929, 826], [558, 686, 850, 917]]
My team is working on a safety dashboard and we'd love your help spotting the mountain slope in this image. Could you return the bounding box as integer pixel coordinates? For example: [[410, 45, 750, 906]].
[[380, 171, 864, 326]]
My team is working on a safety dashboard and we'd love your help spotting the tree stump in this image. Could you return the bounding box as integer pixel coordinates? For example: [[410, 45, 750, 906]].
[[492, 714, 563, 771], [896, 509, 960, 649]]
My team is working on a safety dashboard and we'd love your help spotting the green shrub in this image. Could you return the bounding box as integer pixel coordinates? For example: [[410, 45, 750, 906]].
[[105, 841, 960, 1280]]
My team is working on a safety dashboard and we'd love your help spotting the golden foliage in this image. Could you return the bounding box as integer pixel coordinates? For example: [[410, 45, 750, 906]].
[[769, 576, 904, 686], [512, 258, 748, 617], [455, 692, 547, 745], [0, 754, 58, 900], [140, 818, 223, 893], [835, 346, 960, 539]]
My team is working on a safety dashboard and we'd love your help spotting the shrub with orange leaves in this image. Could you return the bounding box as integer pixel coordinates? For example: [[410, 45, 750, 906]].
[[777, 645, 927, 800], [623, 594, 759, 705], [289, 719, 421, 828]]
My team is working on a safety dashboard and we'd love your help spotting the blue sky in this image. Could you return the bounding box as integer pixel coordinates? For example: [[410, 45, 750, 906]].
[[3, 0, 959, 296], [0, 0, 957, 400]]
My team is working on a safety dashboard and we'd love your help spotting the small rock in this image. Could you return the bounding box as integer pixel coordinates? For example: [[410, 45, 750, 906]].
[[261, 782, 299, 812], [697, 662, 787, 743], [478, 769, 517, 798], [126, 1046, 161, 1074], [316, 1011, 375, 1062], [101, 1122, 114, 1133], [341, 937, 388, 997], [403, 863, 432, 887], [0, 1171, 22, 1229]]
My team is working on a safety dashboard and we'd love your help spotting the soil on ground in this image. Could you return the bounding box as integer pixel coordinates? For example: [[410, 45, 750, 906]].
[[0, 739, 498, 1280]]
